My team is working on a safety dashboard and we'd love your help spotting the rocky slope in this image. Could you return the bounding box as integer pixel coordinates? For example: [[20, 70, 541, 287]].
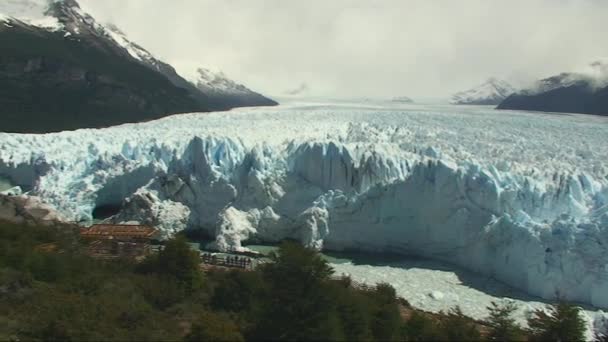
[[0, 192, 65, 226], [497, 61, 608, 116], [0, 0, 276, 133], [451, 78, 516, 105]]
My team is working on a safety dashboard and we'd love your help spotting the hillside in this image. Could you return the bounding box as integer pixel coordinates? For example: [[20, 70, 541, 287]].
[[497, 62, 608, 115], [0, 0, 276, 133]]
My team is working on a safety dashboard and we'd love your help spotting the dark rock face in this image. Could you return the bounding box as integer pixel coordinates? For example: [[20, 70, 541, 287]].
[[497, 64, 608, 116], [0, 27, 205, 133], [0, 0, 277, 133], [497, 83, 608, 116]]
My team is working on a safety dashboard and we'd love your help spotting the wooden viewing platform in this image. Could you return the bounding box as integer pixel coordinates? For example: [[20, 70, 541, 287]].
[[80, 224, 157, 241], [80, 224, 157, 260]]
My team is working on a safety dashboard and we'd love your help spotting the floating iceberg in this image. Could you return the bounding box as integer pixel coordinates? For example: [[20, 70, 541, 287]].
[[0, 101, 607, 308]]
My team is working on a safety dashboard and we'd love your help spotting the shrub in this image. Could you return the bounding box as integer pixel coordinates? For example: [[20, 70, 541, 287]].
[[441, 306, 481, 341], [401, 311, 446, 341], [185, 311, 244, 342], [485, 301, 525, 341], [527, 302, 586, 342], [138, 236, 203, 292]]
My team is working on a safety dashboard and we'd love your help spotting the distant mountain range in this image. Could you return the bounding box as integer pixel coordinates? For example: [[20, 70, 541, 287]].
[[390, 96, 414, 103], [0, 0, 277, 133], [497, 61, 608, 116], [451, 78, 516, 105]]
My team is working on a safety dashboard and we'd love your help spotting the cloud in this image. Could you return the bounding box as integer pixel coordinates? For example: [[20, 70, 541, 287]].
[[79, 0, 608, 99]]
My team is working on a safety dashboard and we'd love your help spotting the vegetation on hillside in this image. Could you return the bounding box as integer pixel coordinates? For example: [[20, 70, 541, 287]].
[[0, 220, 592, 341]]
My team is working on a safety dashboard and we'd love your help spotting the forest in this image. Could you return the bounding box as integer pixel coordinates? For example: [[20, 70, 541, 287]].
[[0, 220, 600, 341]]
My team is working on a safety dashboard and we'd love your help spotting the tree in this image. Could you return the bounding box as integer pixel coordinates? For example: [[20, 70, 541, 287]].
[[138, 236, 203, 292], [211, 270, 264, 314], [39, 320, 72, 342], [527, 302, 586, 342], [251, 241, 341, 340], [401, 311, 446, 341], [441, 306, 481, 341], [332, 287, 373, 341], [370, 283, 402, 341], [485, 301, 525, 341], [185, 311, 244, 342]]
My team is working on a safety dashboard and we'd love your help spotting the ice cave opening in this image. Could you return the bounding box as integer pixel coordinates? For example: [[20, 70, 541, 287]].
[[92, 203, 122, 220]]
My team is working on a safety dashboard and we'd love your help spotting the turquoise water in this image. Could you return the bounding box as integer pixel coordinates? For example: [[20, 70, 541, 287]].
[[244, 244, 402, 265]]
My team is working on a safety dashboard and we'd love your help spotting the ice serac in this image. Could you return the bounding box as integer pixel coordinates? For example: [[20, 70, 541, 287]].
[[0, 104, 607, 309]]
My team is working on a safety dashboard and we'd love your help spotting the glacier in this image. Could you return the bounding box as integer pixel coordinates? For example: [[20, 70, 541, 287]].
[[0, 100, 607, 308]]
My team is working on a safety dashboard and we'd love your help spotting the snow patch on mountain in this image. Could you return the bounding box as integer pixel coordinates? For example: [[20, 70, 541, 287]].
[[451, 78, 516, 105], [179, 66, 253, 95], [1, 102, 608, 309], [523, 60, 608, 95], [103, 24, 157, 64], [0, 0, 62, 30]]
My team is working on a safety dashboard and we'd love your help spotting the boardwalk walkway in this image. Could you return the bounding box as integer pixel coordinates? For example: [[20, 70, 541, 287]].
[[200, 252, 259, 270]]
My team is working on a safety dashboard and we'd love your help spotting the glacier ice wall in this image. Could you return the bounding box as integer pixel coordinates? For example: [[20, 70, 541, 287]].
[[0, 102, 607, 308]]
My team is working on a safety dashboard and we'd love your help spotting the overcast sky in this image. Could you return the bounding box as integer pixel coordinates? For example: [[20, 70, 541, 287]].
[[79, 0, 608, 99]]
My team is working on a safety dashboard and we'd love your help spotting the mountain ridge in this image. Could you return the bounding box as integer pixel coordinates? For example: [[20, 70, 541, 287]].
[[497, 61, 608, 116], [451, 78, 516, 105], [0, 0, 277, 133]]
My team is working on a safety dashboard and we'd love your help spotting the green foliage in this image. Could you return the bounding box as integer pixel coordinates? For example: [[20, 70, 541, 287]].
[[441, 306, 481, 341], [211, 269, 265, 314], [401, 311, 446, 341], [263, 240, 335, 286], [137, 274, 187, 309], [138, 236, 204, 292], [40, 320, 73, 342], [1, 222, 592, 342], [527, 302, 586, 342], [252, 241, 341, 340], [486, 301, 525, 341], [331, 284, 374, 341], [185, 311, 244, 342], [370, 283, 402, 341]]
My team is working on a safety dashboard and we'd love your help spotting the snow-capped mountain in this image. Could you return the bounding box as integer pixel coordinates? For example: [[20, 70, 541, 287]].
[[498, 60, 608, 115], [182, 67, 277, 107], [0, 0, 62, 30], [1, 102, 607, 310], [450, 78, 516, 105], [0, 0, 276, 133]]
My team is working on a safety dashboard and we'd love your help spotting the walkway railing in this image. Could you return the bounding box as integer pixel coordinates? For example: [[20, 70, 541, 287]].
[[201, 253, 255, 270]]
